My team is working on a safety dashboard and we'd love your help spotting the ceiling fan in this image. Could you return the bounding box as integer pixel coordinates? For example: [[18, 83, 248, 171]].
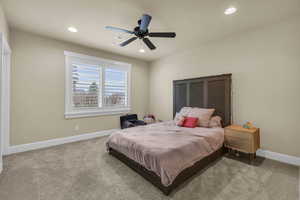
[[105, 14, 176, 50]]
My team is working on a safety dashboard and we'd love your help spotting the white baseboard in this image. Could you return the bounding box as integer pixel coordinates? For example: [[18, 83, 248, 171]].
[[4, 129, 118, 155], [257, 149, 300, 167], [298, 168, 300, 200], [298, 169, 300, 200]]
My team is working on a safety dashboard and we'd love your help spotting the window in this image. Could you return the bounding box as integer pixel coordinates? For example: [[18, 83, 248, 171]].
[[65, 51, 131, 118]]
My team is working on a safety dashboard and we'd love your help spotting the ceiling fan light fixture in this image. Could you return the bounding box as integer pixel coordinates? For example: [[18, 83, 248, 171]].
[[224, 7, 237, 15]]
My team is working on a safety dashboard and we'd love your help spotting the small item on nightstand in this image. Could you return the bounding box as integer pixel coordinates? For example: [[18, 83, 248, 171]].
[[243, 121, 255, 129]]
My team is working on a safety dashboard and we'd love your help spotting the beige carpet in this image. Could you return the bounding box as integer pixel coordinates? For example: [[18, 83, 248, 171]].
[[0, 136, 298, 200]]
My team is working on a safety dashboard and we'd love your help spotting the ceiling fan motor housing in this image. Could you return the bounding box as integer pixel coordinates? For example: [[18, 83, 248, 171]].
[[134, 26, 149, 38]]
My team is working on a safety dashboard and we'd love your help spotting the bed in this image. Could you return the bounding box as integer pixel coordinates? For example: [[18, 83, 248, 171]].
[[107, 74, 232, 195]]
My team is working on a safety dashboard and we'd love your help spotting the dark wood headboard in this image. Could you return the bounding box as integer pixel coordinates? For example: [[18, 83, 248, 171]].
[[173, 74, 232, 127]]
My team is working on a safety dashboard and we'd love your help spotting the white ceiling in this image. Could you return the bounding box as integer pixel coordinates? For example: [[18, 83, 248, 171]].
[[1, 0, 300, 61]]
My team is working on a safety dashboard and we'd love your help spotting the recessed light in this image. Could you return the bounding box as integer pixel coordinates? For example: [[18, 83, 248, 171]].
[[224, 7, 237, 15], [68, 26, 78, 33], [139, 49, 145, 53]]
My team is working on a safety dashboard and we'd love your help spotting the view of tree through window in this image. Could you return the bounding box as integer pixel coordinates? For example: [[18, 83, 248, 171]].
[[72, 64, 100, 108]]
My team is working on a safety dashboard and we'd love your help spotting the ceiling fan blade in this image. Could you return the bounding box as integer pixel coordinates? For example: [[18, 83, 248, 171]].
[[143, 38, 156, 50], [119, 37, 138, 47], [140, 14, 152, 32], [148, 32, 176, 38], [105, 26, 134, 34]]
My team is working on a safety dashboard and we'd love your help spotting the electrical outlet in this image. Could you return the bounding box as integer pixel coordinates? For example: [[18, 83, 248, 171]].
[[74, 125, 79, 131]]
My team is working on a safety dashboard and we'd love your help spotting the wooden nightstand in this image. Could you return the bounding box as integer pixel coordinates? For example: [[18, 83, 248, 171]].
[[224, 125, 260, 161]]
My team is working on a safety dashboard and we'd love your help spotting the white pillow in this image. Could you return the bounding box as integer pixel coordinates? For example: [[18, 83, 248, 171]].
[[174, 112, 185, 126], [187, 107, 215, 127], [179, 107, 193, 116], [209, 116, 222, 128]]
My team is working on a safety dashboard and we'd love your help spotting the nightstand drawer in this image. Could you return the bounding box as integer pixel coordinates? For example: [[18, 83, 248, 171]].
[[225, 129, 251, 140], [224, 136, 250, 152]]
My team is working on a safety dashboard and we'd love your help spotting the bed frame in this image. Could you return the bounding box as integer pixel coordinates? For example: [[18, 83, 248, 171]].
[[109, 74, 232, 195]]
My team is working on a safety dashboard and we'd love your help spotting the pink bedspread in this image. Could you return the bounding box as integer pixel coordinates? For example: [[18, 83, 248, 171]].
[[106, 121, 224, 186]]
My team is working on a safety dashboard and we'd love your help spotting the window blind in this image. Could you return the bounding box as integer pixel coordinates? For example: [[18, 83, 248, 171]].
[[104, 68, 127, 107], [72, 63, 101, 108], [65, 51, 131, 118]]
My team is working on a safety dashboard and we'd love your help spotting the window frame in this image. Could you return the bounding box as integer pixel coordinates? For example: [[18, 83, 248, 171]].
[[64, 51, 131, 119]]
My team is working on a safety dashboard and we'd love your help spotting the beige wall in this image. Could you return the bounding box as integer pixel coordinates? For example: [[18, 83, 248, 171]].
[[9, 16, 300, 157], [149, 17, 300, 157], [10, 29, 149, 145], [0, 3, 9, 42]]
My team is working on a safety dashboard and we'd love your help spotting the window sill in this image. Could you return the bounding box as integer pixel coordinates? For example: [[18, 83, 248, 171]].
[[65, 108, 131, 119]]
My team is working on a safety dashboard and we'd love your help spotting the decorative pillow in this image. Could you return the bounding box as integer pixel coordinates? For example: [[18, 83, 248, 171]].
[[187, 108, 215, 127], [174, 112, 185, 126], [182, 117, 198, 128], [209, 116, 222, 128]]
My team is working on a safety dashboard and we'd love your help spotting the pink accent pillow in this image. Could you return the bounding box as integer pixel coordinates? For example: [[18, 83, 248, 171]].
[[187, 108, 215, 127], [182, 117, 198, 128], [209, 116, 222, 128], [174, 112, 185, 126]]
